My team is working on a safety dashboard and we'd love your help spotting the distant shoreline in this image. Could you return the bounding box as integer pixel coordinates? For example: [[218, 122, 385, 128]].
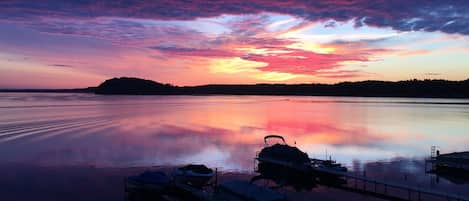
[[1, 77, 469, 99], [0, 88, 96, 93]]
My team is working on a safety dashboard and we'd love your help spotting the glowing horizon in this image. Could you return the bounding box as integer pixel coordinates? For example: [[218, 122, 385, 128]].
[[1, 1, 469, 89]]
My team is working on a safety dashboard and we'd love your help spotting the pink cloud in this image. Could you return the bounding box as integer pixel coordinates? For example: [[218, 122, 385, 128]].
[[243, 49, 368, 74], [264, 120, 388, 147], [27, 18, 205, 46]]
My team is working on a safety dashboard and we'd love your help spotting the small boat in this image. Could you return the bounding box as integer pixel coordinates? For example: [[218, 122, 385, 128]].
[[311, 158, 348, 172], [125, 171, 171, 201], [253, 135, 316, 191], [310, 158, 347, 186], [257, 135, 311, 171], [173, 164, 214, 187]]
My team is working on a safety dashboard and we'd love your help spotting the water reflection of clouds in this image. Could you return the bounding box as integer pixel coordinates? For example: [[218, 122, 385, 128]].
[[361, 158, 469, 196], [2, 94, 469, 201], [0, 122, 263, 170], [264, 120, 388, 147], [108, 117, 391, 170], [1, 94, 469, 172]]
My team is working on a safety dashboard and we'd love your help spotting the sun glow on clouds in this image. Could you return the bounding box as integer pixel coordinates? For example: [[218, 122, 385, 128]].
[[209, 57, 299, 82], [255, 72, 299, 81], [287, 42, 336, 54], [190, 14, 396, 80], [1, 0, 469, 88], [209, 58, 262, 74]]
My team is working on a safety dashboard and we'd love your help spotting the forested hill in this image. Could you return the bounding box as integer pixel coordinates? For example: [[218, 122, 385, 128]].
[[92, 77, 469, 98]]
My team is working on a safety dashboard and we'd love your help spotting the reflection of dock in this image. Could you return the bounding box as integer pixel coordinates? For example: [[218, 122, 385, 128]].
[[317, 167, 468, 201], [219, 181, 286, 201], [256, 157, 469, 201], [173, 180, 286, 201], [173, 181, 216, 201]]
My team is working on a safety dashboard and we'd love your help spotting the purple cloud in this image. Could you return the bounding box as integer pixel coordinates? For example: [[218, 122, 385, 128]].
[[1, 1, 469, 35], [25, 18, 205, 46]]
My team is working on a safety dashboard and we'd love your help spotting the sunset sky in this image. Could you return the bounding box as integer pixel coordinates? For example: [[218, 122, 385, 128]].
[[1, 1, 469, 89]]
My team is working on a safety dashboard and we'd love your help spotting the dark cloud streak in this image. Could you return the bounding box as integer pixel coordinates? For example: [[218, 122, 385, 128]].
[[48, 64, 73, 67], [148, 46, 239, 58]]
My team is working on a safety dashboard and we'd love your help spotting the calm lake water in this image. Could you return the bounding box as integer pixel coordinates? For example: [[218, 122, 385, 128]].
[[1, 93, 468, 171]]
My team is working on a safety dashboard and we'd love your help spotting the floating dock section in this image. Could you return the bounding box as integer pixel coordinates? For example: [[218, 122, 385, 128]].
[[426, 151, 469, 172]]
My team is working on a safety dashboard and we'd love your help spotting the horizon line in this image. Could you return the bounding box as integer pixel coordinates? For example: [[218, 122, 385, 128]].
[[1, 77, 468, 91]]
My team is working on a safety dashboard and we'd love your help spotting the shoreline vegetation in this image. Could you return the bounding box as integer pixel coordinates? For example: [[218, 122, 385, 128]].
[[1, 77, 469, 98]]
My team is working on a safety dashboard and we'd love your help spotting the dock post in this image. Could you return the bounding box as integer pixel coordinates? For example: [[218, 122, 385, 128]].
[[408, 189, 411, 200], [424, 160, 426, 172], [418, 192, 421, 201], [215, 168, 218, 186], [384, 184, 387, 194], [374, 181, 377, 193], [362, 170, 366, 191]]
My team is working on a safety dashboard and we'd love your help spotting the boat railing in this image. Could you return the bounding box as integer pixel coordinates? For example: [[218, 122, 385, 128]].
[[264, 135, 286, 146]]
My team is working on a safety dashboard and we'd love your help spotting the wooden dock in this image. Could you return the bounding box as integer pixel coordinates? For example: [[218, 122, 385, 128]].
[[426, 151, 469, 172], [256, 157, 469, 201]]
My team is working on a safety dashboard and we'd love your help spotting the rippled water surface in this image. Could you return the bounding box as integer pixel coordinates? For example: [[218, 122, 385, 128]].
[[1, 93, 469, 170]]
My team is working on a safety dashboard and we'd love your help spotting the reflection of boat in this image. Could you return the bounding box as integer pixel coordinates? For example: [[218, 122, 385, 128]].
[[126, 171, 171, 192], [173, 164, 214, 187], [125, 171, 171, 201]]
